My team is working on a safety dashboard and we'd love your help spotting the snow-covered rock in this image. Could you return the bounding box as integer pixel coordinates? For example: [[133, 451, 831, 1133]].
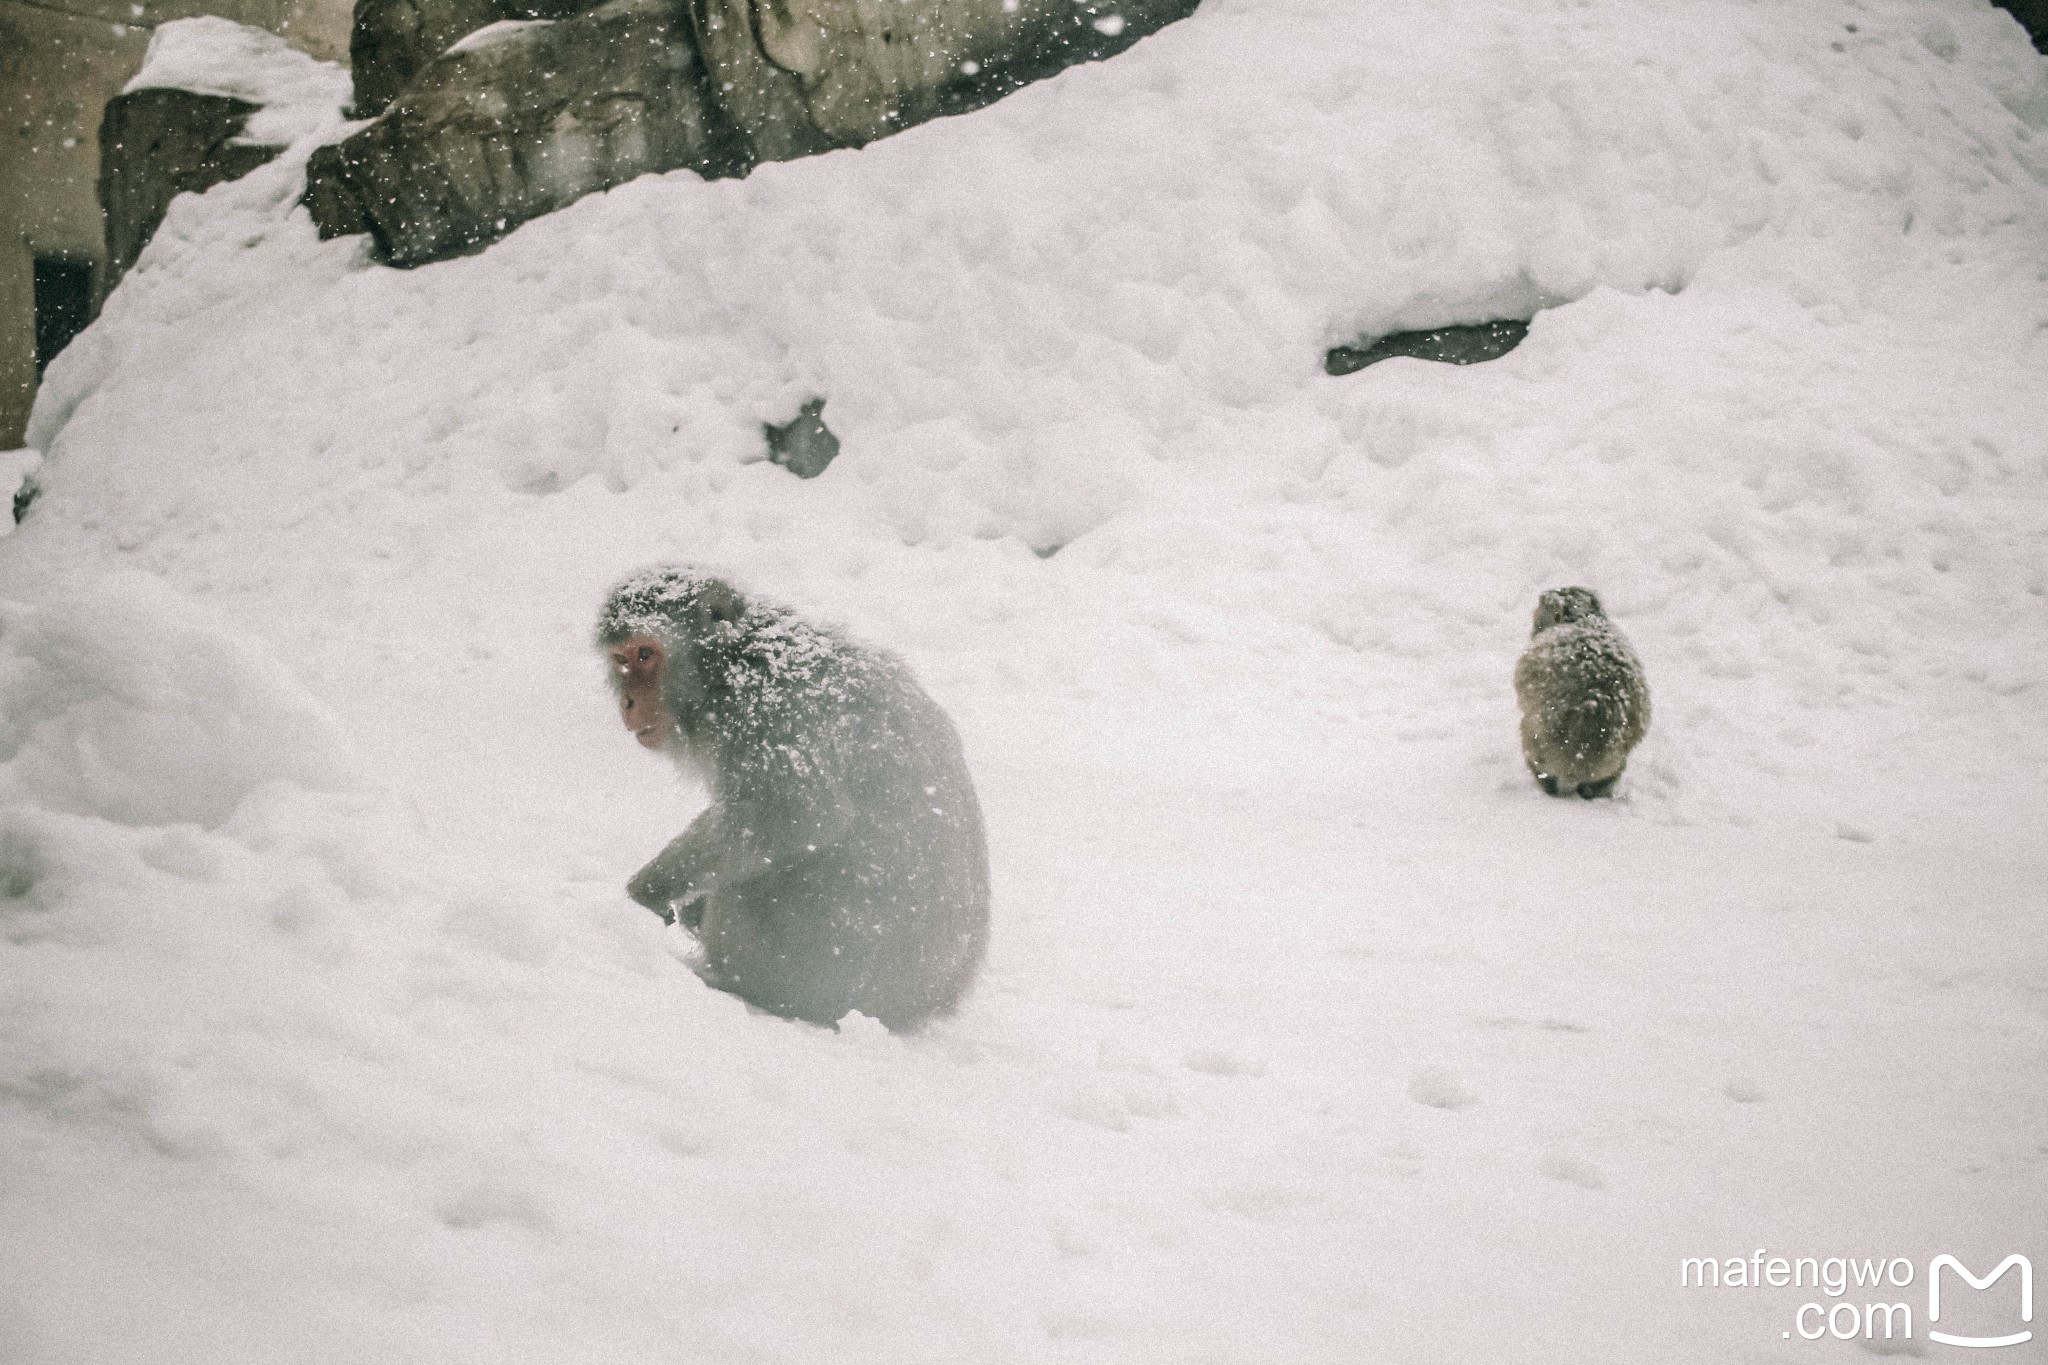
[[123, 15, 352, 146], [101, 19, 352, 288], [313, 0, 1200, 265], [305, 0, 744, 265]]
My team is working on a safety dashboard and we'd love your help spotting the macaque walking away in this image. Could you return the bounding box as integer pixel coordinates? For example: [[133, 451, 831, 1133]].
[[1514, 586, 1650, 799], [597, 566, 989, 1030]]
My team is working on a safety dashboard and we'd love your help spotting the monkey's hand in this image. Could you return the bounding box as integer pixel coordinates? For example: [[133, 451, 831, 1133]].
[[627, 873, 680, 925], [628, 831, 701, 922], [628, 807, 735, 924], [628, 794, 839, 926]]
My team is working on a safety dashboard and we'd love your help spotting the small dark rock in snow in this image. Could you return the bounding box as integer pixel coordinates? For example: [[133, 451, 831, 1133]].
[[764, 399, 840, 479], [1325, 318, 1530, 376]]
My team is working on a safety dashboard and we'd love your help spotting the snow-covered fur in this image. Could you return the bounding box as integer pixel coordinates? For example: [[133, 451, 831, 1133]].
[[598, 566, 990, 1030], [1514, 587, 1650, 799]]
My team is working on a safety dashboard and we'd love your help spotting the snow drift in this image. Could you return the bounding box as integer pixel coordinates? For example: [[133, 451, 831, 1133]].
[[3, 0, 2044, 1361]]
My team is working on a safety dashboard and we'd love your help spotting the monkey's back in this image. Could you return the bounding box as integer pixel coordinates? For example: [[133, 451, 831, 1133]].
[[704, 625, 990, 1029], [1514, 618, 1650, 794], [818, 669, 991, 1022]]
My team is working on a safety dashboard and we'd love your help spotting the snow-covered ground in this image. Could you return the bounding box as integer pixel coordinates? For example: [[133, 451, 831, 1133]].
[[4, 1, 2045, 1360]]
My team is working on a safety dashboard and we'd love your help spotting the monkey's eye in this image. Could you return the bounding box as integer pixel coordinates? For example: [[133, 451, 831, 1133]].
[[638, 647, 653, 662]]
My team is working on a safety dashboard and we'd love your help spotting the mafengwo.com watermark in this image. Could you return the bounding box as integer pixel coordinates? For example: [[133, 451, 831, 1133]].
[[1681, 1251, 2032, 1347]]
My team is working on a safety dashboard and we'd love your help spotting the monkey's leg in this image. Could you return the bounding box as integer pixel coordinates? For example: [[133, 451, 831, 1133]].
[[1522, 738, 1562, 797], [1576, 774, 1618, 800], [695, 861, 868, 1028]]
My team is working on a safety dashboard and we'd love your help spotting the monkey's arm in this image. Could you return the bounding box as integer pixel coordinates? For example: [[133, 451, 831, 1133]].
[[628, 794, 849, 923], [627, 807, 726, 924]]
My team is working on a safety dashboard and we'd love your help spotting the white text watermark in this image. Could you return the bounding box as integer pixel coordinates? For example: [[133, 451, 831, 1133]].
[[1679, 1251, 2032, 1347]]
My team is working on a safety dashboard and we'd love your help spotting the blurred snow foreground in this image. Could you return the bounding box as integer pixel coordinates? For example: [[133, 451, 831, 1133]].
[[4, 1, 2047, 1360]]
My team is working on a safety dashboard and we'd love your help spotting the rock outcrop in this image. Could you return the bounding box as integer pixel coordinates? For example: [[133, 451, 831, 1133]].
[[350, 0, 647, 117], [308, 0, 748, 265], [349, 0, 506, 116], [309, 0, 1203, 267], [689, 0, 1201, 159], [98, 19, 352, 289], [99, 89, 281, 287]]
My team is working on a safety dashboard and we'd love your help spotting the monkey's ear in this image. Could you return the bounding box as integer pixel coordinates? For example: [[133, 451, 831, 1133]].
[[695, 578, 746, 629]]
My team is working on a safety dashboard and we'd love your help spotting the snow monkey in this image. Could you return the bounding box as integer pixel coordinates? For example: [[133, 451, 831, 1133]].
[[597, 566, 990, 1030], [1514, 587, 1650, 799]]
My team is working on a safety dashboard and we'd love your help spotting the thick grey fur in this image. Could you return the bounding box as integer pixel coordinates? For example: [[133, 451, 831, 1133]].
[[1514, 587, 1651, 799], [598, 566, 990, 1030]]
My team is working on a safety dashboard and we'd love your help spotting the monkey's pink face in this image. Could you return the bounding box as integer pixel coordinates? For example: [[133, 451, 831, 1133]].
[[609, 634, 670, 750]]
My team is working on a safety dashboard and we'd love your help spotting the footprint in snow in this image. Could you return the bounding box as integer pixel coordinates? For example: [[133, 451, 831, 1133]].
[[1407, 1066, 1476, 1110], [1183, 1046, 1265, 1078], [1536, 1153, 1606, 1190]]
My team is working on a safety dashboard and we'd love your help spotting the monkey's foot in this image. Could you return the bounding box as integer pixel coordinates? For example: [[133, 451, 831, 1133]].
[[1536, 774, 1560, 796], [1576, 776, 1618, 799]]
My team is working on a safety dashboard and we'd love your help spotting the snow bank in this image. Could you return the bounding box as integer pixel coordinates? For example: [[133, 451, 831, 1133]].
[[4, 0, 2046, 1360], [0, 574, 358, 827]]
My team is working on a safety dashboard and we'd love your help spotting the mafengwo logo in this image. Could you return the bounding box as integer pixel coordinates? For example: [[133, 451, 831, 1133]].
[[1679, 1251, 2032, 1347], [1930, 1255, 2032, 1350]]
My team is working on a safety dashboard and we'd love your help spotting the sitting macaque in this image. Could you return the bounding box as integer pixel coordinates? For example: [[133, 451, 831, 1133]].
[[1514, 586, 1650, 799], [597, 566, 989, 1030]]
